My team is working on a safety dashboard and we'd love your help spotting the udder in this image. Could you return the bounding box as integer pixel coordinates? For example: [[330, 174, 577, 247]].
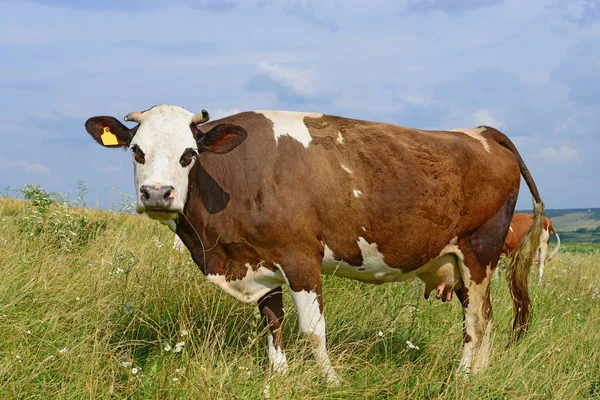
[[417, 254, 463, 302]]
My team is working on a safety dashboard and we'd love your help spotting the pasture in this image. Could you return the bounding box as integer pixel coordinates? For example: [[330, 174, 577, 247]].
[[0, 193, 598, 399]]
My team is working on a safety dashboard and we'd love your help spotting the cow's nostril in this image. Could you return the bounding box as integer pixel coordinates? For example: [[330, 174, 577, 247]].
[[140, 186, 150, 200], [164, 189, 173, 200]]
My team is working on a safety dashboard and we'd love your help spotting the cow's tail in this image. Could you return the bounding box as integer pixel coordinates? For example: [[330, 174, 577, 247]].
[[488, 129, 545, 343], [546, 226, 561, 263]]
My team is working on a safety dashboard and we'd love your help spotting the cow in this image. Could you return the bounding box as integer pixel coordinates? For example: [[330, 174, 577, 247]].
[[84, 105, 545, 384], [502, 213, 560, 283]]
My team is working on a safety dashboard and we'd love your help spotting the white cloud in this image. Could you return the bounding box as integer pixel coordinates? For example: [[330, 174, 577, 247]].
[[555, 117, 576, 134], [473, 109, 504, 128], [257, 62, 315, 97], [0, 159, 50, 174], [540, 146, 579, 163]]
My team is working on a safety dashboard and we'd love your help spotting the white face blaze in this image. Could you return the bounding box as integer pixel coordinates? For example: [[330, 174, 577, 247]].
[[130, 105, 198, 220]]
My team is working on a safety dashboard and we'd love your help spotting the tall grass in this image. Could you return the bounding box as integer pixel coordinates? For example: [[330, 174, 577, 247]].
[[0, 194, 598, 399]]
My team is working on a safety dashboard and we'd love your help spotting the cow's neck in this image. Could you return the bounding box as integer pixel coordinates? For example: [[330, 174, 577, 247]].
[[175, 157, 244, 277]]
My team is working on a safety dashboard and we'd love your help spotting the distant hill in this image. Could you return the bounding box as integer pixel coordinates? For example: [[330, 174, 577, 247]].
[[515, 208, 600, 231], [515, 208, 600, 244]]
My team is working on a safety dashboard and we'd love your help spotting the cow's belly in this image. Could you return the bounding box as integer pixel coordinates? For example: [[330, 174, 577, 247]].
[[321, 237, 410, 283], [206, 263, 285, 304], [321, 237, 463, 293]]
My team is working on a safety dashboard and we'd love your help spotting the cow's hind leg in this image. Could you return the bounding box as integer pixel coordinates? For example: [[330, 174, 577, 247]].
[[258, 288, 287, 373], [455, 258, 493, 374], [454, 204, 513, 373]]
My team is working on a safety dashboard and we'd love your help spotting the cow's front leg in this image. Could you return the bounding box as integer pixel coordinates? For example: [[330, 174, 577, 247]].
[[288, 277, 340, 385], [258, 287, 287, 373]]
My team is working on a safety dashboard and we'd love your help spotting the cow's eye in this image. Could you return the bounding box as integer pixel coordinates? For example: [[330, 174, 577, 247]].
[[131, 144, 145, 164], [180, 148, 197, 168]]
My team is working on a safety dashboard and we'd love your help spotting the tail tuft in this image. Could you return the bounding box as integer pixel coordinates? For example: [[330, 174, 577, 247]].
[[506, 200, 544, 343]]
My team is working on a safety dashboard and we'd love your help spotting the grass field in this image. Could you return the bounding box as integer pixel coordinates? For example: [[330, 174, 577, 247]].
[[1, 194, 599, 399]]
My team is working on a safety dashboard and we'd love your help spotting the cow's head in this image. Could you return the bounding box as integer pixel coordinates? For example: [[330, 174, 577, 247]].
[[85, 105, 247, 221]]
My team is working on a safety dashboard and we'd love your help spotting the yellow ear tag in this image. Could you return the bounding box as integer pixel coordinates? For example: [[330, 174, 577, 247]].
[[101, 126, 119, 146]]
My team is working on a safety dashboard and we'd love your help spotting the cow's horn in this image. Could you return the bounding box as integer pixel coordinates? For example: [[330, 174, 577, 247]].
[[192, 109, 210, 125], [124, 111, 142, 122]]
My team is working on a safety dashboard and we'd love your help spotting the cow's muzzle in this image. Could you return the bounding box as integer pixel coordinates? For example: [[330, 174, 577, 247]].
[[139, 184, 176, 211]]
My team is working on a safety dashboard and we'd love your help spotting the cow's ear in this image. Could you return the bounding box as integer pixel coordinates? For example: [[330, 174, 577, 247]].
[[85, 116, 133, 148], [198, 124, 248, 154]]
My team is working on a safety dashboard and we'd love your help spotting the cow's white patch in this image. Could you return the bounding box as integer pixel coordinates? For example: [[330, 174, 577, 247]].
[[255, 110, 322, 149], [353, 190, 363, 198], [160, 220, 186, 253], [289, 289, 339, 385], [130, 105, 199, 219], [267, 334, 288, 373], [341, 164, 352, 174], [322, 238, 403, 283], [161, 219, 177, 233], [206, 263, 285, 304], [337, 131, 344, 144], [172, 235, 185, 253], [322, 237, 464, 288], [450, 127, 491, 153]]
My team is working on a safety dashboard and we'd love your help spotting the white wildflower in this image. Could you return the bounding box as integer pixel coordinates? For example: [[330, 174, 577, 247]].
[[180, 330, 189, 337], [163, 343, 172, 352], [377, 331, 384, 337], [175, 368, 184, 375], [174, 341, 185, 352], [58, 347, 68, 354], [263, 383, 271, 399], [131, 367, 139, 375], [121, 361, 132, 368], [152, 236, 164, 248], [27, 330, 32, 335], [75, 297, 81, 301], [406, 340, 419, 350], [172, 377, 179, 382]]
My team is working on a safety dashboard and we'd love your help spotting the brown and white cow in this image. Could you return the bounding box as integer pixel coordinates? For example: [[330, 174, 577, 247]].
[[84, 105, 545, 383], [502, 213, 560, 283]]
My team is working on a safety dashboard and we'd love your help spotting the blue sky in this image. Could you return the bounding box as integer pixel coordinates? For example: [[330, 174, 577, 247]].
[[0, 0, 598, 209]]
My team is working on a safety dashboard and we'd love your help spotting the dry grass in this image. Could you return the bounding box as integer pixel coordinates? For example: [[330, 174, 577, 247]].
[[0, 196, 599, 399]]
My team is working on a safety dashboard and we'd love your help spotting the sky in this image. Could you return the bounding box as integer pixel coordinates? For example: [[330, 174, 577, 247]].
[[0, 0, 598, 210]]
